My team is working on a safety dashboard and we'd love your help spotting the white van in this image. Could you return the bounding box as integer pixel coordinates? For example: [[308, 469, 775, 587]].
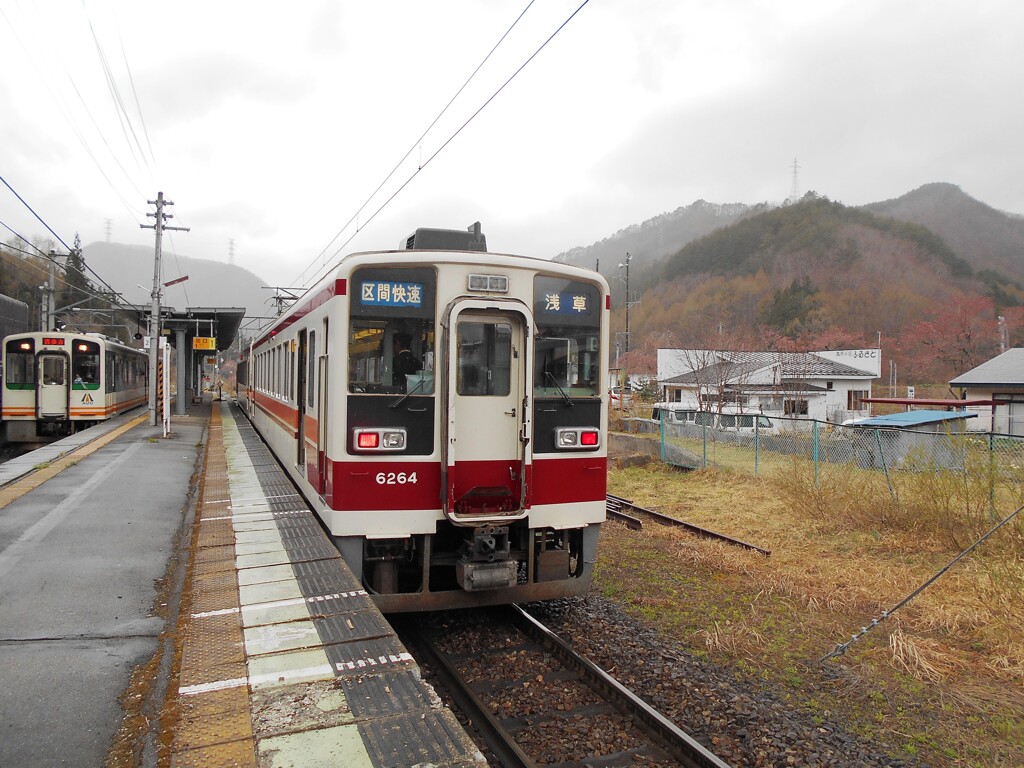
[[651, 405, 776, 434]]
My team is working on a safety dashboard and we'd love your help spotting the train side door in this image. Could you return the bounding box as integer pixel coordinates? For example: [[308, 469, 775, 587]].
[[296, 330, 307, 469], [444, 303, 531, 523], [37, 354, 69, 418], [316, 342, 329, 496]]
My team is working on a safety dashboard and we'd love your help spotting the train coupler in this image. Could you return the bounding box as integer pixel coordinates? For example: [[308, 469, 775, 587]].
[[456, 526, 517, 591]]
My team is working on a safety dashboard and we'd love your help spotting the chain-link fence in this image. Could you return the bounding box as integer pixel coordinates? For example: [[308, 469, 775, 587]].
[[625, 412, 1024, 511]]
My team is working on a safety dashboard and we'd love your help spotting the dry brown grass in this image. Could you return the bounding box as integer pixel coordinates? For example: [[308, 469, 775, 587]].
[[600, 460, 1024, 767]]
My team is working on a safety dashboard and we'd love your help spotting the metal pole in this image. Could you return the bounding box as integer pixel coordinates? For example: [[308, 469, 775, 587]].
[[146, 193, 164, 427], [624, 252, 630, 355], [141, 192, 189, 427]]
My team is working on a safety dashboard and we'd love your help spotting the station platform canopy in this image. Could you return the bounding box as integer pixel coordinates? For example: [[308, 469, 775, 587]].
[[144, 306, 246, 353]]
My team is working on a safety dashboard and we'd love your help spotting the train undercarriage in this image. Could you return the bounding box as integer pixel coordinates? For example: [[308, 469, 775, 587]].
[[335, 520, 601, 613]]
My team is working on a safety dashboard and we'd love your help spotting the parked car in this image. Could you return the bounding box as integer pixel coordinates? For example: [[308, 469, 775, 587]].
[[609, 386, 632, 405], [650, 405, 776, 434]]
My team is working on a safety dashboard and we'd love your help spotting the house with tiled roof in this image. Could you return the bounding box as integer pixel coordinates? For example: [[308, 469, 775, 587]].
[[657, 348, 880, 424], [949, 348, 1024, 435]]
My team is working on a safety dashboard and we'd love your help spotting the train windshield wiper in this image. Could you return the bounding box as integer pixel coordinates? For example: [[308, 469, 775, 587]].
[[545, 371, 574, 407], [389, 376, 426, 409]]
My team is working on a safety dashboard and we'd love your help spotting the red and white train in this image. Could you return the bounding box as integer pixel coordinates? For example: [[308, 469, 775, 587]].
[[238, 224, 610, 612], [2, 331, 147, 442]]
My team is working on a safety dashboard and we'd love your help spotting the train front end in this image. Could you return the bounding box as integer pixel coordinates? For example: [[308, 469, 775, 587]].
[[328, 229, 609, 611]]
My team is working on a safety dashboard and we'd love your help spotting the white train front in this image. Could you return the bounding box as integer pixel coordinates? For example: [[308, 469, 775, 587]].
[[2, 331, 147, 442], [240, 225, 610, 612]]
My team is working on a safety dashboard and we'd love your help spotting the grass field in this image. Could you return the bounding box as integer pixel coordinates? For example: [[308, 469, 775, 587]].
[[599, 457, 1024, 767]]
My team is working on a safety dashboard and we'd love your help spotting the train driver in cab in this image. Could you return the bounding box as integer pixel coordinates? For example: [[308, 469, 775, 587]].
[[392, 332, 422, 386]]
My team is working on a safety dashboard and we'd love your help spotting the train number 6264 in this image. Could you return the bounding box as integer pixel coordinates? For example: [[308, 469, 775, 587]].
[[376, 472, 418, 485]]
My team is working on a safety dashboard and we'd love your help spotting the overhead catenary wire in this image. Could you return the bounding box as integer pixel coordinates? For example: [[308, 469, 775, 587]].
[[0, 5, 147, 219], [0, 189, 144, 317], [80, 0, 153, 176], [298, 0, 592, 294], [294, 0, 540, 288]]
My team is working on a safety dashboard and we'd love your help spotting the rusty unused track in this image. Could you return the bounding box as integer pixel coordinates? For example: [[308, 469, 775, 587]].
[[399, 605, 732, 768], [606, 494, 771, 556]]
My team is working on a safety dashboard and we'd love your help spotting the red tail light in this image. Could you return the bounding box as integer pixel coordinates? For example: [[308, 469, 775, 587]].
[[352, 427, 408, 453], [554, 427, 602, 451]]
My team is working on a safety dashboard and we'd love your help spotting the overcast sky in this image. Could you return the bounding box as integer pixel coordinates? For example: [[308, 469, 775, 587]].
[[2, 0, 1021, 296]]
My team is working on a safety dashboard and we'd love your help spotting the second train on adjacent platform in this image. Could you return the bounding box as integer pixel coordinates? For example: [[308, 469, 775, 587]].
[[238, 224, 610, 612], [1, 331, 148, 442]]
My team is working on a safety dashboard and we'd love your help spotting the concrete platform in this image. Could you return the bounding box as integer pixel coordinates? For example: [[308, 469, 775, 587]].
[[0, 398, 484, 767]]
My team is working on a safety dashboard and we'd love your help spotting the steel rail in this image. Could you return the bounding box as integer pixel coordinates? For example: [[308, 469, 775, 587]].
[[509, 605, 733, 768], [401, 623, 536, 768], [607, 493, 771, 556]]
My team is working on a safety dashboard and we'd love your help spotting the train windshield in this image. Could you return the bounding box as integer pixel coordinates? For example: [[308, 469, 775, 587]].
[[4, 338, 35, 388], [533, 275, 601, 398], [72, 339, 101, 389], [348, 266, 436, 395]]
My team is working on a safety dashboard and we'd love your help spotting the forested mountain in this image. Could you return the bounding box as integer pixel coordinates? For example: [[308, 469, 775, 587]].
[[862, 182, 1024, 282], [610, 191, 1024, 383], [554, 199, 766, 277], [0, 240, 267, 343]]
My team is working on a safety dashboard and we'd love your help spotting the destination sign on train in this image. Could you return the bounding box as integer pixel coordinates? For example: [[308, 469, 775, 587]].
[[542, 292, 591, 315], [360, 281, 424, 307], [42, 337, 66, 345]]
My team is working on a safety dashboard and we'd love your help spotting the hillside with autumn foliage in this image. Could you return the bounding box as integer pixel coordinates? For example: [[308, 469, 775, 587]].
[[588, 188, 1024, 385]]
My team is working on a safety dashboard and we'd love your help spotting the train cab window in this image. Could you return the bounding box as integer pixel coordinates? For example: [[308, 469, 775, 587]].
[[4, 338, 35, 388], [348, 266, 436, 395], [533, 276, 601, 398], [456, 322, 511, 396], [72, 339, 100, 388]]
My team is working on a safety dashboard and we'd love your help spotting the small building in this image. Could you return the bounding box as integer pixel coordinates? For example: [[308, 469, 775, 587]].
[[855, 409, 977, 433], [657, 348, 880, 424], [949, 348, 1024, 435], [844, 410, 978, 470]]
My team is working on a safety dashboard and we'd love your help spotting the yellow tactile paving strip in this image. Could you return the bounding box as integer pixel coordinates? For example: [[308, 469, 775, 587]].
[[167, 405, 258, 768], [161, 402, 485, 768]]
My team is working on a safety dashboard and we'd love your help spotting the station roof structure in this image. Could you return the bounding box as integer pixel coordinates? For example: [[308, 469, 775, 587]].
[[145, 306, 246, 353]]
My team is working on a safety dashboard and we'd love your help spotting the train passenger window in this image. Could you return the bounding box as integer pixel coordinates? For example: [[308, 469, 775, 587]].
[[533, 276, 601, 398], [456, 322, 511, 396], [4, 339, 35, 388], [349, 266, 436, 395]]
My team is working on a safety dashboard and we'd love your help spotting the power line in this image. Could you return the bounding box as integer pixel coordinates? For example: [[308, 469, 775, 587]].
[[295, 0, 539, 287], [0, 6, 147, 219], [299, 0, 592, 291], [0, 195, 138, 315], [0, 172, 74, 253]]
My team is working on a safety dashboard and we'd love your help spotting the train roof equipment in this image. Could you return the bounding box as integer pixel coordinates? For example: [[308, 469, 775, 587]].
[[402, 221, 487, 252]]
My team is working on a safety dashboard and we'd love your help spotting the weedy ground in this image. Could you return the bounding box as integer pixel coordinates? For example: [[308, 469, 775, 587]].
[[599, 446, 1024, 767]]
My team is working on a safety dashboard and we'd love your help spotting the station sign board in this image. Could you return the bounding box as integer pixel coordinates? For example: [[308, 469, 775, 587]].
[[193, 337, 217, 350]]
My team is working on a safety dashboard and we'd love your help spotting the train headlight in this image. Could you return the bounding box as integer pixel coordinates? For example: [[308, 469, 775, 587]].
[[555, 427, 601, 451], [353, 427, 407, 452]]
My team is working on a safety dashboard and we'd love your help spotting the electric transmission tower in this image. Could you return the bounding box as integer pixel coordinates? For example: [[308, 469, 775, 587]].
[[788, 158, 801, 203]]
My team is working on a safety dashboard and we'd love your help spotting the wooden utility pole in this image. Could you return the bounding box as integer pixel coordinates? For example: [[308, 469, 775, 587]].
[[141, 192, 189, 426]]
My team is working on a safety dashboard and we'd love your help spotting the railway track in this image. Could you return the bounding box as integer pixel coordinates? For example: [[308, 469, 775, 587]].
[[606, 494, 771, 556], [397, 605, 731, 768]]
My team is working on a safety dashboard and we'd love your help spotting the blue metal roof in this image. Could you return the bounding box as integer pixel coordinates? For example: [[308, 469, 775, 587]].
[[857, 409, 978, 427]]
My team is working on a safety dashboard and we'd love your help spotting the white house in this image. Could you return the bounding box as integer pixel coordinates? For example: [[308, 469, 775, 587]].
[[949, 348, 1024, 435], [657, 348, 880, 424]]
